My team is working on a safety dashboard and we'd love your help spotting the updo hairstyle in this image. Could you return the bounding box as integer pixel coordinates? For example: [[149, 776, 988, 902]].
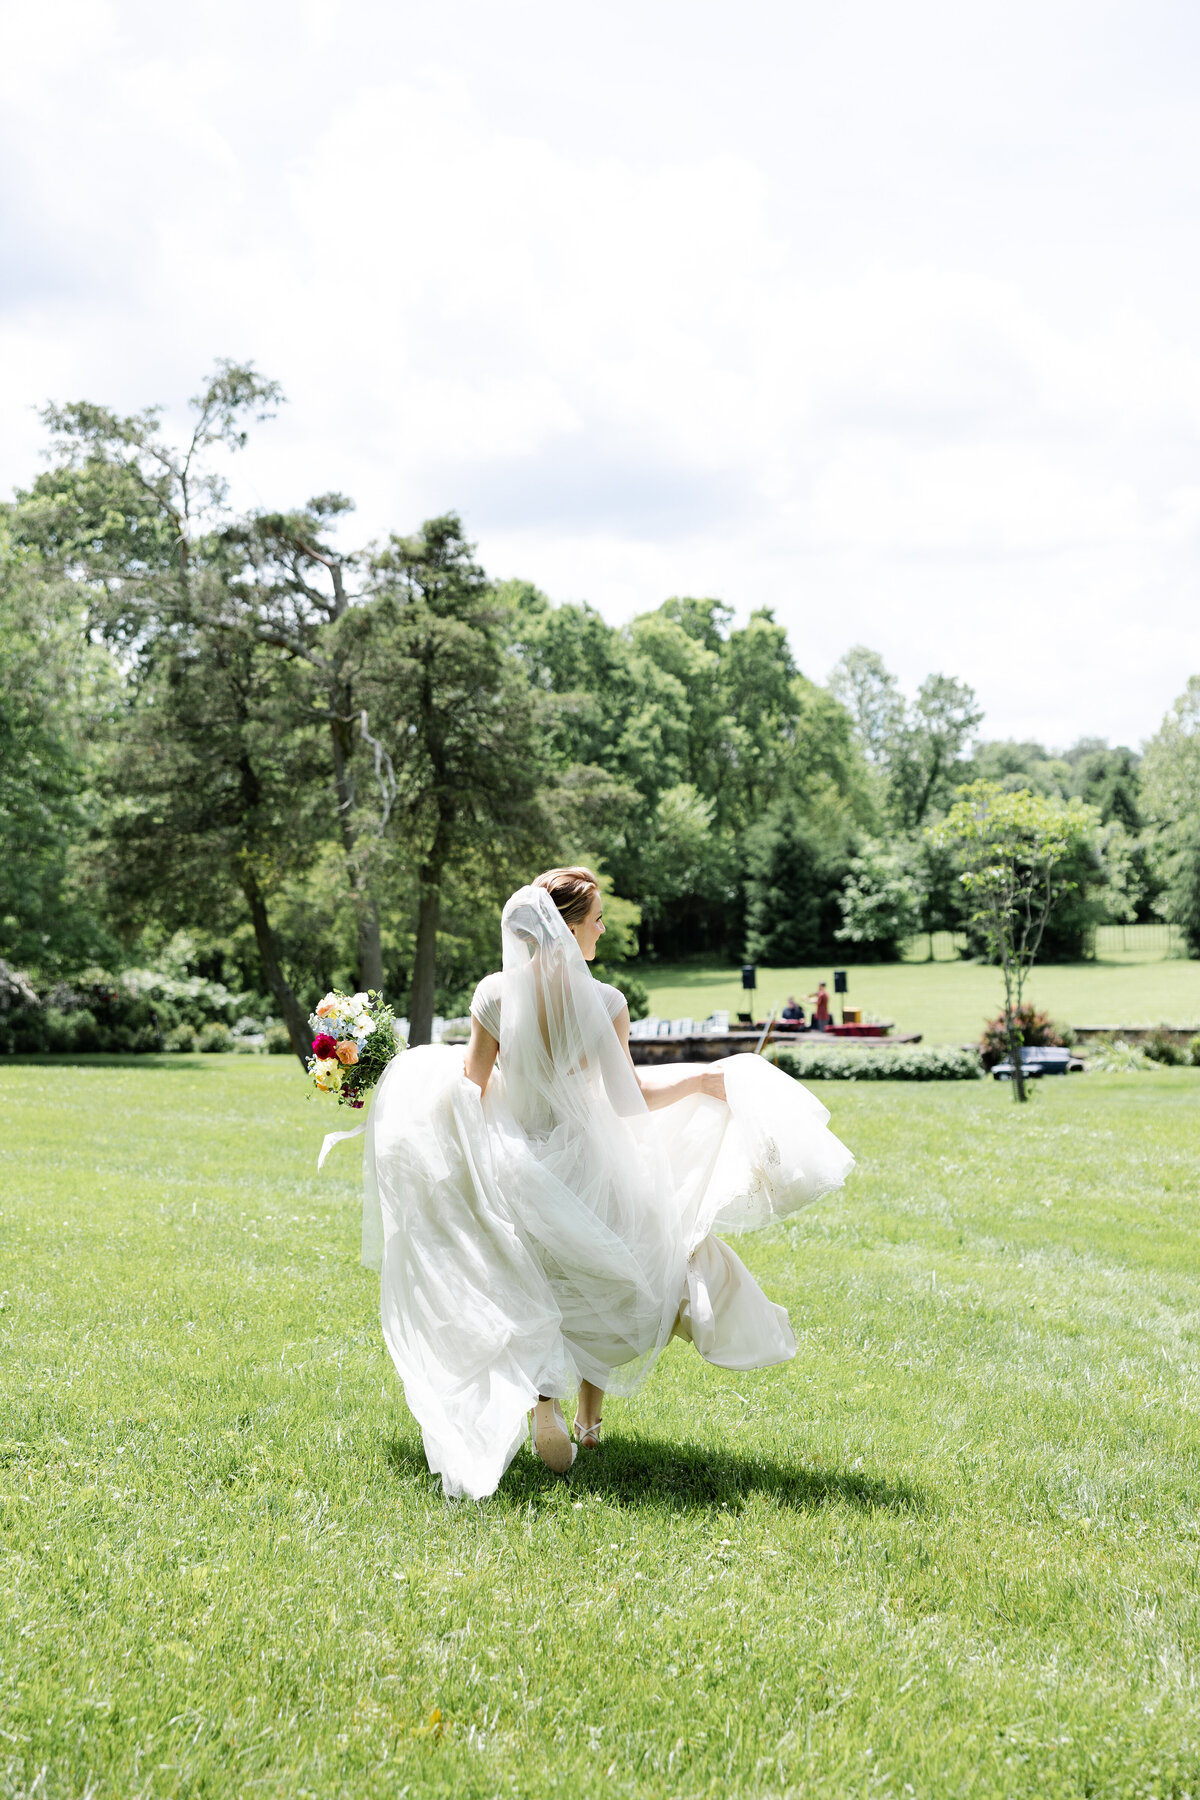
[[533, 866, 600, 927]]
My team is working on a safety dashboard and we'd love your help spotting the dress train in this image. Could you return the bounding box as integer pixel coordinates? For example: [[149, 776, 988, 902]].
[[364, 1045, 853, 1499]]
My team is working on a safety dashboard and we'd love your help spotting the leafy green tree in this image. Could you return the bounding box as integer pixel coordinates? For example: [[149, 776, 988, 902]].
[[0, 535, 118, 976], [1141, 677, 1200, 955], [744, 800, 846, 965], [513, 588, 869, 959], [889, 674, 984, 832], [931, 782, 1097, 1100], [1066, 740, 1143, 831], [97, 595, 323, 1057], [828, 646, 905, 767], [634, 784, 732, 955], [830, 650, 982, 832], [14, 364, 321, 1057], [228, 495, 386, 989], [910, 838, 968, 957], [354, 517, 552, 1045], [964, 737, 1161, 930], [969, 739, 1074, 799], [835, 843, 921, 958]]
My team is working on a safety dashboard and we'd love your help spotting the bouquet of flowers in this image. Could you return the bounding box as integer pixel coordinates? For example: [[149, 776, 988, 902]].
[[307, 989, 402, 1109]]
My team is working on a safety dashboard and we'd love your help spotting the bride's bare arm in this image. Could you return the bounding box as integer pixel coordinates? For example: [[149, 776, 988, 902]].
[[613, 1007, 727, 1105], [464, 1018, 499, 1095]]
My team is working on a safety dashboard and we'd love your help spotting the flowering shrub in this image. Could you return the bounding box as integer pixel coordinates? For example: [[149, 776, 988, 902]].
[[979, 1004, 1071, 1070], [1142, 1026, 1187, 1067], [774, 1045, 983, 1081], [0, 959, 276, 1055], [307, 990, 401, 1109]]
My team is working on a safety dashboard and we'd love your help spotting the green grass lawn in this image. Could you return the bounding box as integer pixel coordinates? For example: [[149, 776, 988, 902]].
[[642, 951, 1200, 1045], [4, 1056, 1200, 1798]]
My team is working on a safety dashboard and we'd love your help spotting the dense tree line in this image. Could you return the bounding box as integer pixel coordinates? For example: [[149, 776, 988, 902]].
[[2, 365, 1197, 1053]]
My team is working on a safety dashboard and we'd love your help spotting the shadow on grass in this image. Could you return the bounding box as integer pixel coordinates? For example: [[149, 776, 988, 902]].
[[383, 1431, 924, 1516]]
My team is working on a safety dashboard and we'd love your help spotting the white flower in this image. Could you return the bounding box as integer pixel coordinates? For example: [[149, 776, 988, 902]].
[[352, 992, 370, 1009]]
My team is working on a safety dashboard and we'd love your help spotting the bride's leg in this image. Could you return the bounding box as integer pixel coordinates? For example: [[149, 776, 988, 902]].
[[575, 1378, 604, 1447], [531, 1396, 575, 1473]]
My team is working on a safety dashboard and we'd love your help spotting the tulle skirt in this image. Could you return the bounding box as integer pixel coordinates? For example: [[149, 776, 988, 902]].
[[363, 1050, 854, 1499]]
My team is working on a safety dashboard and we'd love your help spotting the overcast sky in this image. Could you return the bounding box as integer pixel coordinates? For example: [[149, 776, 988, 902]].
[[3, 0, 1198, 749]]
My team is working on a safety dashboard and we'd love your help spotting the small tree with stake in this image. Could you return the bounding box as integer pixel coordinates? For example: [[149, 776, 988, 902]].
[[930, 781, 1096, 1102]]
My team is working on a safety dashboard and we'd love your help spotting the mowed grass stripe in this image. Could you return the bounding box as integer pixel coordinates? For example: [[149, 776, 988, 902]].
[[2, 1059, 1199, 1797]]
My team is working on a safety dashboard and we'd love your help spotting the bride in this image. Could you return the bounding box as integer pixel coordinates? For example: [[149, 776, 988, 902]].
[[363, 867, 854, 1499]]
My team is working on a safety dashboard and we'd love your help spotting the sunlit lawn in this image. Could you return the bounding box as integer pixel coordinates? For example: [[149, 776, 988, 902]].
[[644, 950, 1200, 1044], [3, 1056, 1200, 1797]]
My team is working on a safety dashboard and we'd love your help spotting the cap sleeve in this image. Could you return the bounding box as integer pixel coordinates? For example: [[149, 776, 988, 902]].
[[597, 981, 629, 1020], [470, 972, 503, 1040]]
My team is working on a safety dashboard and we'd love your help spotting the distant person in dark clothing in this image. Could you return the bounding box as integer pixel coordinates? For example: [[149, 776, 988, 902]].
[[779, 995, 805, 1030], [808, 982, 831, 1030]]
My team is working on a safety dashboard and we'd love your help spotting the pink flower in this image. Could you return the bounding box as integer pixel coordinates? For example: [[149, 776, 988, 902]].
[[312, 1033, 338, 1059]]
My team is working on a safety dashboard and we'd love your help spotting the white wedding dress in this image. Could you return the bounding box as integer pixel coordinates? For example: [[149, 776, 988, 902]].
[[363, 886, 854, 1499]]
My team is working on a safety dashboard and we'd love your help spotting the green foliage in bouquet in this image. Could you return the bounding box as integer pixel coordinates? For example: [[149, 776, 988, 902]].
[[308, 989, 401, 1109]]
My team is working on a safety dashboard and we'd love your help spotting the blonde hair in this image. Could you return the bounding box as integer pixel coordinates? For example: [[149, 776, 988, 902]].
[[533, 866, 600, 928]]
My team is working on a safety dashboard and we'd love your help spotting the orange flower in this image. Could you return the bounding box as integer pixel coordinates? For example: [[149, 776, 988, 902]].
[[335, 1039, 359, 1066], [316, 996, 338, 1018]]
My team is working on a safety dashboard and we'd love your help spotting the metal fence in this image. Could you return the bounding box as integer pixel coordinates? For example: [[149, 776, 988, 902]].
[[900, 931, 970, 963], [1090, 923, 1186, 958], [901, 923, 1187, 963]]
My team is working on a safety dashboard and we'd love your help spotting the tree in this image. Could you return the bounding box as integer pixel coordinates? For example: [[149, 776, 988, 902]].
[[635, 784, 729, 955], [354, 516, 551, 1045], [14, 364, 320, 1059], [829, 650, 981, 833], [835, 843, 921, 958], [828, 646, 904, 766], [512, 589, 870, 959], [1141, 677, 1200, 956], [0, 534, 118, 976], [910, 837, 968, 958], [889, 674, 984, 832], [229, 495, 385, 989], [97, 593, 322, 1058], [744, 800, 845, 965], [931, 782, 1097, 1101]]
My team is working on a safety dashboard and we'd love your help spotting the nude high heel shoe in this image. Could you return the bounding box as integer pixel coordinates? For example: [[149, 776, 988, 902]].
[[530, 1398, 576, 1474]]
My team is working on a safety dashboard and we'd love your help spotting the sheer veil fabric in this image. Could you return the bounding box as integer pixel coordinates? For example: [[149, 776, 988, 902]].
[[364, 885, 854, 1499]]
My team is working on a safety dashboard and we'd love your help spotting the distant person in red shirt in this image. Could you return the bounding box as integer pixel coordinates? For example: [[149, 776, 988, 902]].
[[809, 981, 831, 1030]]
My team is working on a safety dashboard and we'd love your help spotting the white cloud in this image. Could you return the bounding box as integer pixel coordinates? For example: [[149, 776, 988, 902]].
[[2, 0, 1199, 748]]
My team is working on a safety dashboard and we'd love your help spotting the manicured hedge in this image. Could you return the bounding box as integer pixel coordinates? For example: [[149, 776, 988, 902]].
[[773, 1044, 984, 1081]]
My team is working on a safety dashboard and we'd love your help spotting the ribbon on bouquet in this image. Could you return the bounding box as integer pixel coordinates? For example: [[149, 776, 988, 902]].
[[317, 1118, 367, 1171], [316, 1056, 400, 1174]]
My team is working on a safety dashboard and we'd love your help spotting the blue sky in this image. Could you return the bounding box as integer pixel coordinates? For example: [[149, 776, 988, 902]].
[[3, 0, 1198, 748]]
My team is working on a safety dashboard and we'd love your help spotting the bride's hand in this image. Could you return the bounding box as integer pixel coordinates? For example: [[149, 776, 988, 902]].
[[700, 1064, 727, 1102]]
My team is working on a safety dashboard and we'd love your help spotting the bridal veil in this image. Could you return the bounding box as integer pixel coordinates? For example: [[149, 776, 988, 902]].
[[363, 885, 854, 1499]]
